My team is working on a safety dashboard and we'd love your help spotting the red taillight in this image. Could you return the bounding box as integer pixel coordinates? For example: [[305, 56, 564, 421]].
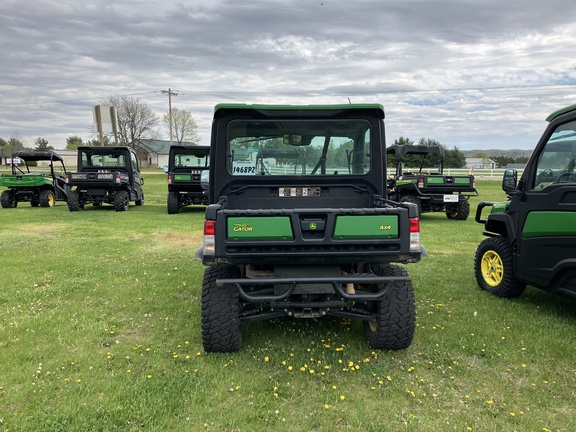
[[204, 221, 216, 236], [409, 217, 421, 253], [168, 174, 173, 185], [417, 177, 424, 188], [409, 217, 420, 233], [115, 173, 121, 184]]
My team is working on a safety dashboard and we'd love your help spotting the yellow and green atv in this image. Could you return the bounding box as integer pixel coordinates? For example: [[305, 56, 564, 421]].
[[0, 151, 69, 208]]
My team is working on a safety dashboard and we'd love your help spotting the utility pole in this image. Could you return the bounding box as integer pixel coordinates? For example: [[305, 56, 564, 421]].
[[161, 88, 178, 145]]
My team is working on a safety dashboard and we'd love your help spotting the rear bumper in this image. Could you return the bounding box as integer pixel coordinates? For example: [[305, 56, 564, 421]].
[[218, 273, 411, 302]]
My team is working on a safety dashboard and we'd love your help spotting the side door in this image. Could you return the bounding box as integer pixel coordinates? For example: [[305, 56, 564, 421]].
[[513, 117, 576, 291], [130, 150, 143, 198]]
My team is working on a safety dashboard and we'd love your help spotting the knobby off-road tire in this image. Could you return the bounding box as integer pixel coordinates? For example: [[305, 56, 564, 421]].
[[1, 190, 17, 208], [167, 191, 179, 214], [400, 194, 421, 216], [474, 236, 526, 298], [201, 265, 242, 353], [67, 190, 83, 211], [446, 197, 470, 220], [39, 189, 55, 207], [135, 192, 144, 206], [363, 264, 416, 350], [114, 191, 129, 212]]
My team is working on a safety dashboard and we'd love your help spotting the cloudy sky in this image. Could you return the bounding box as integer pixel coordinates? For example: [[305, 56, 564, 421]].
[[2, 0, 576, 151]]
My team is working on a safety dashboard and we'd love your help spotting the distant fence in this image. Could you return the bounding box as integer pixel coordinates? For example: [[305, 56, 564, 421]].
[[443, 168, 524, 179]]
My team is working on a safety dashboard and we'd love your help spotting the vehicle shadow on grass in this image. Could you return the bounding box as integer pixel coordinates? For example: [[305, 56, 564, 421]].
[[515, 287, 576, 321]]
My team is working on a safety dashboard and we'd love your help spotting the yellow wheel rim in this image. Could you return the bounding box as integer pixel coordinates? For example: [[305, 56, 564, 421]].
[[481, 250, 504, 287], [48, 193, 55, 207]]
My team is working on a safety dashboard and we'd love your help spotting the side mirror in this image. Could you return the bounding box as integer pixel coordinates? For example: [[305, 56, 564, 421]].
[[163, 165, 168, 173], [502, 168, 517, 194], [200, 170, 210, 190], [140, 177, 145, 185]]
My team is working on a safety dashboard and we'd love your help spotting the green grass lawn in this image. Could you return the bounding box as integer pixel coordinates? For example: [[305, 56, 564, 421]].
[[0, 175, 575, 431]]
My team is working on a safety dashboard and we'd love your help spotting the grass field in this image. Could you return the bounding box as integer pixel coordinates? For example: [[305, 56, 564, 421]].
[[1, 173, 575, 431]]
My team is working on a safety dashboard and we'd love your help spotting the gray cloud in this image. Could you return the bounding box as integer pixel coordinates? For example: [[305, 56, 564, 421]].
[[1, 0, 576, 150]]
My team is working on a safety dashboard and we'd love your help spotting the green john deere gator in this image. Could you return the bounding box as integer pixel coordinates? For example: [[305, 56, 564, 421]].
[[0, 151, 69, 208], [475, 103, 576, 300], [196, 103, 424, 352]]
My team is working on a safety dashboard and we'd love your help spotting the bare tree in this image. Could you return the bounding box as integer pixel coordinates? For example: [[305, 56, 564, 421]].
[[163, 108, 200, 145], [100, 95, 160, 147]]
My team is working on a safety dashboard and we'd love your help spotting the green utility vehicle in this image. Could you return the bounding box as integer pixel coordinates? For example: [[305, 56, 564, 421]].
[[66, 146, 144, 212], [196, 103, 423, 352], [167, 145, 210, 214], [387, 145, 477, 220], [0, 151, 68, 208], [475, 103, 576, 299]]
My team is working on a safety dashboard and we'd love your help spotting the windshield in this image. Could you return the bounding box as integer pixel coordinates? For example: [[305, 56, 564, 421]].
[[533, 119, 576, 189], [227, 119, 371, 176], [80, 150, 126, 168], [173, 151, 209, 168]]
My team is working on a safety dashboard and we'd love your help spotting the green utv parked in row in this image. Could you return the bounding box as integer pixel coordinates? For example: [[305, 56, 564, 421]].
[[0, 151, 69, 208], [475, 103, 576, 300], [167, 145, 210, 214], [66, 146, 144, 212], [196, 103, 424, 353], [386, 145, 478, 220]]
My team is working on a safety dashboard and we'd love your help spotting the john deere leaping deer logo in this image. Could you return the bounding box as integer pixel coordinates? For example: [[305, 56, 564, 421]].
[[233, 223, 254, 232]]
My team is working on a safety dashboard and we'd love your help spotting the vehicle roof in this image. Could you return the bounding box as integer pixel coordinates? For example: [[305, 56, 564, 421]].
[[214, 103, 384, 114], [77, 146, 134, 152], [12, 150, 65, 162], [169, 144, 210, 153], [546, 103, 576, 122], [386, 144, 445, 158]]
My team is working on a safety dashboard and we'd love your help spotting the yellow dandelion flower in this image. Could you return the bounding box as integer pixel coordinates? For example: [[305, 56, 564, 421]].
[[340, 395, 345, 401], [486, 400, 494, 405], [324, 404, 330, 409], [288, 366, 293, 371], [264, 356, 269, 362], [332, 385, 337, 390], [147, 375, 152, 379]]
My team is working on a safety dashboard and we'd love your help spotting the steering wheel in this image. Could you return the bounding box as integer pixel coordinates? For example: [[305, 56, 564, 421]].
[[556, 171, 576, 183]]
